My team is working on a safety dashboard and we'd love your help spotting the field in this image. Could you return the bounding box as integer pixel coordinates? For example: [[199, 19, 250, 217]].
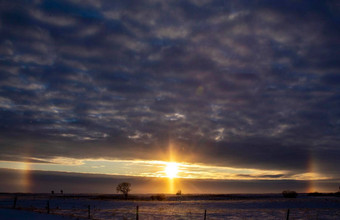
[[0, 193, 340, 219]]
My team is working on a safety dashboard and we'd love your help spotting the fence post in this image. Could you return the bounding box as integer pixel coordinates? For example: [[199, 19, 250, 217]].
[[204, 209, 207, 220], [136, 205, 139, 220], [286, 209, 290, 220], [88, 205, 91, 219], [47, 200, 50, 214], [12, 196, 17, 209]]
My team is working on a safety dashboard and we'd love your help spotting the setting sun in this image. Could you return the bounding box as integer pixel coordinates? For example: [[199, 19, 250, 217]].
[[165, 162, 179, 178]]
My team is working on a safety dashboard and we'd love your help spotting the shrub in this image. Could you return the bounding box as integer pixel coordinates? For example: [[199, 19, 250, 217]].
[[308, 192, 321, 196], [151, 194, 166, 201], [282, 190, 298, 198]]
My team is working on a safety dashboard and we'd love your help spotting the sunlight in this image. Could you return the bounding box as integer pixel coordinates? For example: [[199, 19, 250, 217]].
[[165, 162, 178, 178]]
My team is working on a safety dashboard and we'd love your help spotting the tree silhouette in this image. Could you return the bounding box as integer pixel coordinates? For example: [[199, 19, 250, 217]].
[[116, 182, 131, 199]]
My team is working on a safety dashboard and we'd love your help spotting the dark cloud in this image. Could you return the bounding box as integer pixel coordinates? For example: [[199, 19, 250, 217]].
[[0, 0, 339, 180], [1, 168, 338, 193], [236, 174, 286, 179]]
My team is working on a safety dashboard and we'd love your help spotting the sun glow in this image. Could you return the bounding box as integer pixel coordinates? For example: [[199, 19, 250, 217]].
[[165, 162, 179, 178]]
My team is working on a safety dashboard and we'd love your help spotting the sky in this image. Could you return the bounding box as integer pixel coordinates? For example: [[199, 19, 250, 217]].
[[0, 0, 339, 194]]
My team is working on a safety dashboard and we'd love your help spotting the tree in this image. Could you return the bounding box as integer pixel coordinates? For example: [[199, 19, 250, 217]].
[[116, 182, 131, 199]]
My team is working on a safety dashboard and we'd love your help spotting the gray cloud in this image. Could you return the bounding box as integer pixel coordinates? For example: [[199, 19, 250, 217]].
[[1, 168, 339, 193], [0, 0, 339, 179]]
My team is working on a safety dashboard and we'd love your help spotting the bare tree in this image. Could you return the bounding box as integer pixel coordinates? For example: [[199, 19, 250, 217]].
[[116, 182, 131, 199]]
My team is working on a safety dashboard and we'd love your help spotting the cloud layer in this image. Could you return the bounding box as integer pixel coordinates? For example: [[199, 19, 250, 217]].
[[1, 168, 338, 193], [0, 0, 339, 179]]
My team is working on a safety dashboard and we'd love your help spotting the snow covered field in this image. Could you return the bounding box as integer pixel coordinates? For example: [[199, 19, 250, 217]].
[[0, 193, 339, 219], [0, 208, 77, 220]]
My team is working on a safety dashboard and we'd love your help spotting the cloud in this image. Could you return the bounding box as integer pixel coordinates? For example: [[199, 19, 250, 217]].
[[0, 0, 339, 181], [1, 168, 338, 193]]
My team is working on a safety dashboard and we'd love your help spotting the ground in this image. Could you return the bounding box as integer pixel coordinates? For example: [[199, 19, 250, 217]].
[[0, 193, 339, 219]]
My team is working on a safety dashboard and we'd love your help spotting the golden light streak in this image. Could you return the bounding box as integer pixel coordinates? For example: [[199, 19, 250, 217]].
[[306, 150, 318, 192], [0, 157, 332, 182], [21, 161, 32, 193], [168, 178, 174, 193], [20, 145, 34, 193], [166, 142, 177, 193]]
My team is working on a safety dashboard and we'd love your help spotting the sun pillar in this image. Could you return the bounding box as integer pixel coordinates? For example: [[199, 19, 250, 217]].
[[167, 142, 177, 193], [21, 161, 32, 193]]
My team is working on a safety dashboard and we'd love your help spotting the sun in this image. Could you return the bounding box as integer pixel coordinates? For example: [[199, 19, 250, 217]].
[[165, 162, 178, 178]]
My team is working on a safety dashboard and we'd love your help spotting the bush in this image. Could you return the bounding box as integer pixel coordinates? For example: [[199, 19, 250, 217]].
[[308, 192, 321, 196], [282, 190, 298, 198], [151, 194, 166, 201]]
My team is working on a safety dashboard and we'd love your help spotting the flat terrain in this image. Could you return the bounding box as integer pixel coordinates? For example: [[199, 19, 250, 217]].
[[0, 208, 77, 220], [1, 193, 340, 219]]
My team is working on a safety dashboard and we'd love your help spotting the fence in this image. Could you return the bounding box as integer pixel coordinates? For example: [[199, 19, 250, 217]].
[[0, 195, 331, 219]]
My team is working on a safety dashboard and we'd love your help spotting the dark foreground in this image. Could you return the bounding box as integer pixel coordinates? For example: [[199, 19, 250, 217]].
[[1, 193, 340, 219]]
